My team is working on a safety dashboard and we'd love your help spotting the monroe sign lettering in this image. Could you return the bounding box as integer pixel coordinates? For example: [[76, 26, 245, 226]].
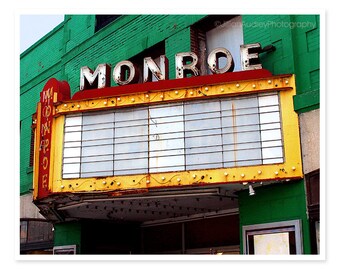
[[33, 79, 70, 199], [80, 43, 264, 90]]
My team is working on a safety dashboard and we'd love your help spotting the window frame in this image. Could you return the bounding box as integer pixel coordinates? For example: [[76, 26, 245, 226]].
[[53, 245, 77, 255], [94, 15, 121, 32], [242, 219, 303, 255]]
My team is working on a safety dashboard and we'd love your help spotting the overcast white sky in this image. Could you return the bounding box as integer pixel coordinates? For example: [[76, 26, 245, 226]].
[[20, 15, 64, 53]]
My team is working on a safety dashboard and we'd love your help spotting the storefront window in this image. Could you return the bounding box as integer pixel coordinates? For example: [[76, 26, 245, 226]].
[[95, 15, 121, 32], [20, 220, 28, 244], [20, 219, 54, 254], [242, 220, 303, 255]]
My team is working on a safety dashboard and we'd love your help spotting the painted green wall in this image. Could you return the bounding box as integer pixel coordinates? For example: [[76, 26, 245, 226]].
[[291, 15, 320, 113], [243, 14, 320, 113], [238, 180, 311, 254], [54, 222, 82, 253], [62, 15, 204, 94]]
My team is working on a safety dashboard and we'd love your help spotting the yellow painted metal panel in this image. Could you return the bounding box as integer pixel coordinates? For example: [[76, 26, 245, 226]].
[[50, 115, 64, 192], [279, 75, 303, 179]]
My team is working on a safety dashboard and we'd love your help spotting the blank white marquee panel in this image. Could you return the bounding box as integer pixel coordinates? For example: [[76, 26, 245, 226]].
[[62, 92, 283, 179]]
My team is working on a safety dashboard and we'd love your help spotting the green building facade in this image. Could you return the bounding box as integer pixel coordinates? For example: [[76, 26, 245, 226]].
[[20, 14, 320, 255]]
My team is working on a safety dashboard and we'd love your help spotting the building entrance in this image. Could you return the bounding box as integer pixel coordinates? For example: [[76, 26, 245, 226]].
[[141, 213, 240, 254], [78, 210, 240, 254], [61, 186, 241, 254]]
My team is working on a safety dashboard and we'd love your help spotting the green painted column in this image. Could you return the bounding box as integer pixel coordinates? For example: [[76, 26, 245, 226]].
[[54, 222, 82, 254], [290, 15, 320, 113], [238, 180, 311, 254]]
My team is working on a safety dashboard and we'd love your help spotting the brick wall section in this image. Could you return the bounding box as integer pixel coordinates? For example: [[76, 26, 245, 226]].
[[243, 15, 295, 75], [166, 27, 192, 79], [291, 15, 320, 113], [64, 15, 205, 94], [64, 15, 96, 53], [242, 14, 320, 113], [20, 23, 64, 89]]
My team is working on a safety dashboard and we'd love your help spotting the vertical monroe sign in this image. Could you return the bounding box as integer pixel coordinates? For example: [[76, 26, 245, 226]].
[[34, 79, 70, 199]]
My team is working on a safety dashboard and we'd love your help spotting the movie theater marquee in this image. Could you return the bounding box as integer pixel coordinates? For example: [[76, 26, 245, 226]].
[[33, 43, 303, 200]]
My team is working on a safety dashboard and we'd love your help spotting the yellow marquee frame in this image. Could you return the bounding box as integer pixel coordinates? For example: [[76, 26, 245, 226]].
[[34, 74, 303, 198]]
